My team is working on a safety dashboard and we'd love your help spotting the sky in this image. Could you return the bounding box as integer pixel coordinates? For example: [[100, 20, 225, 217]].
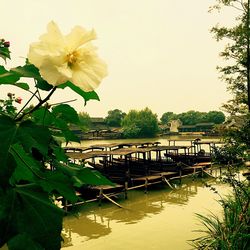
[[1, 0, 238, 118]]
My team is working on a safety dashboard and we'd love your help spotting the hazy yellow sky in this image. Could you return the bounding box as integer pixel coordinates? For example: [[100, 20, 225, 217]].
[[1, 0, 237, 118]]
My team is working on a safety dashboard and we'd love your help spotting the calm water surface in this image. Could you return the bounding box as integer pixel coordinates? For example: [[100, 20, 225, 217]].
[[62, 179, 229, 250], [62, 136, 227, 249], [65, 135, 221, 149]]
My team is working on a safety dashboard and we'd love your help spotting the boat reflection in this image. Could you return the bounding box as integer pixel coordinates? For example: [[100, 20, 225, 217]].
[[62, 178, 207, 248]]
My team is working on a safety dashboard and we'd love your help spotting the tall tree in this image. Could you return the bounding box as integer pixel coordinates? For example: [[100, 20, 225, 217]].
[[210, 0, 250, 114], [105, 109, 126, 127], [122, 108, 159, 138], [160, 112, 177, 124], [78, 111, 91, 131], [204, 111, 226, 124]]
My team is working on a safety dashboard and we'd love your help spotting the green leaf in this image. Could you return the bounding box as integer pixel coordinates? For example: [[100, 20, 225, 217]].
[[0, 115, 17, 166], [0, 66, 20, 84], [0, 185, 63, 249], [17, 120, 50, 155], [11, 64, 53, 91], [52, 104, 79, 124], [10, 144, 42, 183], [0, 154, 16, 188], [53, 118, 80, 143], [15, 82, 29, 90], [8, 233, 43, 250], [56, 163, 114, 187], [11, 64, 41, 79], [51, 144, 68, 162], [0, 47, 11, 61], [58, 81, 100, 104], [39, 171, 78, 203], [32, 107, 54, 126], [36, 79, 53, 91], [75, 167, 114, 186], [32, 106, 80, 143]]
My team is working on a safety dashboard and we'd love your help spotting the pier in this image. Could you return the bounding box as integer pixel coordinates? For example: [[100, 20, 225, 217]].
[[61, 139, 219, 209]]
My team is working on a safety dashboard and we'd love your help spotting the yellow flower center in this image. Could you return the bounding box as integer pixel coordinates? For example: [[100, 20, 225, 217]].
[[66, 51, 79, 67]]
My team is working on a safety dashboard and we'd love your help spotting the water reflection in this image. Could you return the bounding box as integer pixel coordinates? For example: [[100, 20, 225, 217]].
[[62, 178, 217, 248]]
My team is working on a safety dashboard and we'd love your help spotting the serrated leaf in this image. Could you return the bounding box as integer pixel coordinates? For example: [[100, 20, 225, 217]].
[[58, 81, 100, 104], [39, 171, 78, 203], [0, 185, 63, 249], [52, 104, 79, 124]]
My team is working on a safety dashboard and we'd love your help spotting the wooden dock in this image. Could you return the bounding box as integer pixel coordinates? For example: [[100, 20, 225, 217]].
[[61, 140, 217, 209]]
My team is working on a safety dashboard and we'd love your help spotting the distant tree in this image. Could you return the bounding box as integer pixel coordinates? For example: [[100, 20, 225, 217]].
[[204, 111, 225, 124], [210, 0, 250, 114], [105, 109, 126, 127], [122, 107, 159, 138], [78, 112, 91, 131], [160, 112, 178, 124], [177, 110, 206, 125]]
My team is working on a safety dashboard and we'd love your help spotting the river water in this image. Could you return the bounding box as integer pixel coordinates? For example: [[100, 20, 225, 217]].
[[62, 178, 229, 249], [62, 136, 229, 250]]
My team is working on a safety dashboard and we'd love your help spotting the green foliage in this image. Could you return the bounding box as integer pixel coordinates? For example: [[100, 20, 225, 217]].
[[0, 39, 11, 61], [122, 107, 159, 138], [58, 81, 100, 105], [210, 0, 250, 114], [0, 40, 112, 249], [105, 109, 126, 127], [204, 111, 226, 124], [212, 142, 247, 164], [160, 112, 177, 124], [178, 110, 206, 125], [191, 174, 250, 249], [78, 112, 91, 132], [225, 114, 250, 148], [160, 110, 225, 125]]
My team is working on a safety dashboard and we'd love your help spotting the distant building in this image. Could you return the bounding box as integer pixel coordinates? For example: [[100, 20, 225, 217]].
[[90, 117, 107, 129], [179, 123, 215, 133], [169, 119, 182, 133]]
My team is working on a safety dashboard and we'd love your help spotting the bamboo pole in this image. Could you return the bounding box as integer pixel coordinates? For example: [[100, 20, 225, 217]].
[[202, 169, 216, 178], [102, 193, 124, 208], [162, 176, 174, 189]]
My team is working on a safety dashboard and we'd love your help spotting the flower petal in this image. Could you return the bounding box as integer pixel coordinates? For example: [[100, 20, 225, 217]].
[[71, 59, 107, 91], [27, 21, 107, 90], [65, 26, 96, 51], [39, 59, 67, 85], [39, 21, 64, 48]]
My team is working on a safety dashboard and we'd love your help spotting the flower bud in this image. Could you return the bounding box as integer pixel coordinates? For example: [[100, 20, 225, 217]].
[[15, 97, 22, 104], [7, 93, 13, 98], [3, 41, 10, 47]]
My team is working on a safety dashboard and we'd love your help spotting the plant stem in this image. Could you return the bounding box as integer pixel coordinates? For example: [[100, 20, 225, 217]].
[[15, 86, 57, 122]]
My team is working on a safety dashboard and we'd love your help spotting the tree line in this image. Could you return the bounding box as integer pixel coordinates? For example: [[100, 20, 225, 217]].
[[78, 108, 225, 138]]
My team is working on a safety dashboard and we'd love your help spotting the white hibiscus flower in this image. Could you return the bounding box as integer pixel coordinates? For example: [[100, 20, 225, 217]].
[[28, 21, 107, 92]]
